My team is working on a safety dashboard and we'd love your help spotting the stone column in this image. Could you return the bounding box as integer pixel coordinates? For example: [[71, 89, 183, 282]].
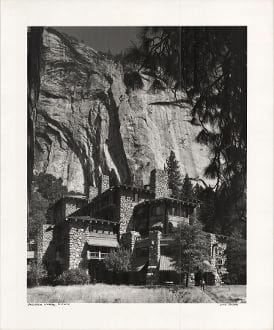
[[36, 224, 55, 276], [98, 174, 109, 194], [206, 233, 221, 284], [68, 221, 87, 269], [150, 169, 171, 199], [146, 230, 161, 285], [119, 195, 137, 236]]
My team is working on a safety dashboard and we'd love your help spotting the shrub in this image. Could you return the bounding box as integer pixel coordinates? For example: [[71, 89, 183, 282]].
[[56, 268, 90, 285], [27, 261, 47, 287], [103, 248, 131, 273]]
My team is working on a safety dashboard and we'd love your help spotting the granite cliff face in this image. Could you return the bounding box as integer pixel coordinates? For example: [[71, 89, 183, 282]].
[[33, 28, 213, 194]]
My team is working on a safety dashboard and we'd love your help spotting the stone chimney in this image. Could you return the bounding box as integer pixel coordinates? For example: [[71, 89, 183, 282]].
[[98, 174, 109, 195], [150, 169, 171, 199]]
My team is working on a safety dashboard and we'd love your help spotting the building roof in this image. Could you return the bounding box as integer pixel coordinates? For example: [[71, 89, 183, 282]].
[[87, 233, 119, 248], [135, 197, 198, 209], [67, 216, 117, 224], [159, 255, 176, 271], [89, 184, 155, 202], [52, 194, 87, 208]]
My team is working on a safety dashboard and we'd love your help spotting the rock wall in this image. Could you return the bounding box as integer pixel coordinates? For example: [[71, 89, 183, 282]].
[[33, 27, 214, 195], [68, 221, 87, 269], [150, 169, 171, 199], [119, 195, 139, 235]]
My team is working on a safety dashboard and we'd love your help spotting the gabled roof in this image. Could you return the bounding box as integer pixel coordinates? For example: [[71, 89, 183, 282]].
[[135, 196, 199, 209], [86, 233, 119, 248]]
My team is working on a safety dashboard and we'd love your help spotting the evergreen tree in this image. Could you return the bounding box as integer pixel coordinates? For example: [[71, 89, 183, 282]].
[[126, 27, 247, 226], [195, 186, 216, 233], [166, 150, 182, 196], [103, 248, 131, 273], [225, 232, 246, 284], [173, 221, 211, 287], [181, 174, 193, 199]]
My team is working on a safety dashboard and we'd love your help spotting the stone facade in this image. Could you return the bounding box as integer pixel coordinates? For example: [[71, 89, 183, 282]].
[[206, 233, 228, 283], [99, 174, 109, 194], [68, 220, 87, 269], [150, 169, 171, 199], [37, 167, 228, 285], [37, 224, 56, 275], [119, 195, 139, 235]]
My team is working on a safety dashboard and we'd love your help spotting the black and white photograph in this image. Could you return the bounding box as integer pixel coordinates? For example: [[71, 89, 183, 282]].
[[27, 26, 247, 303], [1, 1, 273, 329]]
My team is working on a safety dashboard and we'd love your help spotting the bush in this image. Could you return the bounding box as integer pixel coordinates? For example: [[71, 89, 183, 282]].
[[56, 268, 90, 285], [27, 261, 47, 287], [103, 248, 131, 273]]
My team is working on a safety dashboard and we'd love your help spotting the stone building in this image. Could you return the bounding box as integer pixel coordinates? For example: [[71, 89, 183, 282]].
[[37, 168, 227, 285]]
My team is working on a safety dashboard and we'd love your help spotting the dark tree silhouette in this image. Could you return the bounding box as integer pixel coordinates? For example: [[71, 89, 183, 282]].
[[126, 28, 246, 183], [166, 150, 182, 196], [173, 221, 211, 287], [225, 232, 246, 284], [181, 174, 193, 199], [126, 27, 246, 230]]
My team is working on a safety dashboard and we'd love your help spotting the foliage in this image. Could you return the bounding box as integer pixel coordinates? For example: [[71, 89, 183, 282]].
[[103, 248, 131, 273], [35, 173, 67, 206], [194, 185, 217, 233], [56, 268, 90, 285], [166, 150, 182, 196], [27, 260, 47, 287], [28, 189, 49, 238], [173, 221, 211, 286], [225, 232, 246, 284], [181, 174, 194, 199], [124, 71, 144, 90], [126, 27, 247, 228], [28, 173, 67, 239]]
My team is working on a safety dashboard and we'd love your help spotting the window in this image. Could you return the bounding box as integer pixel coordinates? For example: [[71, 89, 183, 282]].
[[133, 193, 139, 202], [156, 206, 161, 215]]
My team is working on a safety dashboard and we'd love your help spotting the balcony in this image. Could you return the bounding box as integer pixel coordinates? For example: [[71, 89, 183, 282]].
[[87, 251, 109, 260]]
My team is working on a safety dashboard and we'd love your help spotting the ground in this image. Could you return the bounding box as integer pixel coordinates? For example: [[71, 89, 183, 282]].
[[204, 285, 246, 303], [27, 284, 246, 303]]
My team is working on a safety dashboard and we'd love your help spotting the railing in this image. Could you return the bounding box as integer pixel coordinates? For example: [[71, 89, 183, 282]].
[[135, 236, 148, 241], [87, 251, 109, 260]]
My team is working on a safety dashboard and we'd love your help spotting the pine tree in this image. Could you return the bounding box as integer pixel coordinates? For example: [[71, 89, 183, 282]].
[[173, 221, 212, 287], [225, 232, 246, 284], [195, 186, 216, 233], [166, 151, 182, 197], [181, 174, 193, 199]]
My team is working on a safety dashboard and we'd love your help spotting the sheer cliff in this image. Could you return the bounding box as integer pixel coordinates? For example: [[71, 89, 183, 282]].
[[32, 28, 213, 194]]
